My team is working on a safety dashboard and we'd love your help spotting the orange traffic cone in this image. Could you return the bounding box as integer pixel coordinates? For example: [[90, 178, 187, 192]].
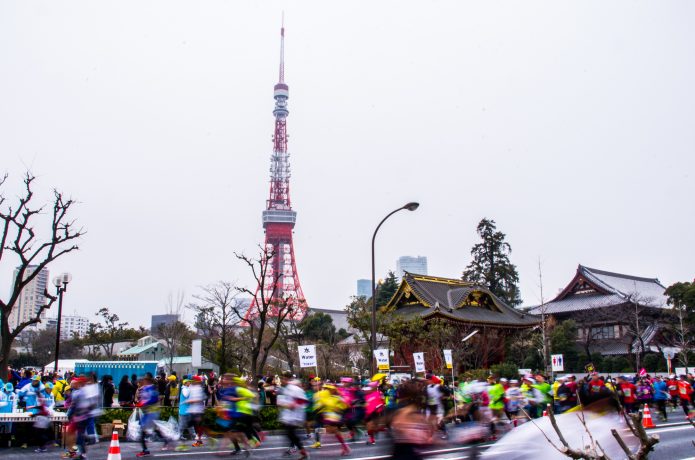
[[107, 430, 121, 460], [642, 404, 655, 428]]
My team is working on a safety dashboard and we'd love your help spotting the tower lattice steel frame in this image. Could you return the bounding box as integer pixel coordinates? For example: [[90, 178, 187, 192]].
[[246, 22, 308, 321]]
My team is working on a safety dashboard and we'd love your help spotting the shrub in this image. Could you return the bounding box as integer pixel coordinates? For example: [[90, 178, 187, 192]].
[[97, 405, 281, 432]]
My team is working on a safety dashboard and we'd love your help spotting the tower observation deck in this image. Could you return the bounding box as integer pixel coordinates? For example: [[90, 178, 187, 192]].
[[247, 22, 308, 321]]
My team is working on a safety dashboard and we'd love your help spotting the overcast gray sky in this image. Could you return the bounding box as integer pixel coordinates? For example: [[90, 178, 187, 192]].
[[1, 1, 693, 328]]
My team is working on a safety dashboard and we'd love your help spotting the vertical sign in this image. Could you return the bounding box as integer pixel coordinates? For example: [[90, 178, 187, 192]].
[[298, 345, 317, 368], [192, 339, 202, 367], [374, 349, 390, 371], [443, 349, 453, 369], [551, 354, 564, 372], [413, 352, 425, 373]]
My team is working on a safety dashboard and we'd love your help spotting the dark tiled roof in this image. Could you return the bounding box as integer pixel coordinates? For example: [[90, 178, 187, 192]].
[[580, 266, 668, 307], [388, 273, 538, 328], [527, 294, 626, 315], [527, 265, 670, 315]]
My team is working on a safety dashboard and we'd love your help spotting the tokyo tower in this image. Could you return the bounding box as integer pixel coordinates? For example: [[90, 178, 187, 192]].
[[246, 22, 308, 320]]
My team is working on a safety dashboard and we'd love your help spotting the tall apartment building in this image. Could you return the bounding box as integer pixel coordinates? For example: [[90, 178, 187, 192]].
[[396, 256, 428, 279], [7, 265, 49, 331], [356, 279, 371, 298], [45, 314, 89, 340]]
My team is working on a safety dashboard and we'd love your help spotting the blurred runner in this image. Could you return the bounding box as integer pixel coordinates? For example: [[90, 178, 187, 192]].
[[277, 371, 308, 460], [390, 379, 433, 460]]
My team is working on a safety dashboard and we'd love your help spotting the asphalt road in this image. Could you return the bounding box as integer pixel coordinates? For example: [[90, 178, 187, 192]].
[[1, 415, 693, 459]]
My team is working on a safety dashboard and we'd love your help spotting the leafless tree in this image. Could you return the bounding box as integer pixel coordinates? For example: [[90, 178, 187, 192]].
[[663, 298, 692, 369], [537, 258, 551, 374], [156, 290, 189, 373], [0, 173, 83, 378], [526, 397, 659, 460], [189, 282, 246, 374], [274, 319, 302, 374], [233, 246, 303, 385], [620, 292, 661, 371]]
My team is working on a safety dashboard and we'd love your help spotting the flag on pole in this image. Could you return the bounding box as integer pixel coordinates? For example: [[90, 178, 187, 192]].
[[443, 349, 453, 369], [413, 352, 425, 373], [298, 345, 317, 368], [374, 349, 390, 371]]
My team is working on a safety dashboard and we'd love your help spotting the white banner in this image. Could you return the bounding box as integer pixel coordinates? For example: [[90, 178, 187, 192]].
[[551, 354, 564, 372], [298, 344, 317, 368], [413, 352, 425, 373], [374, 349, 390, 371], [192, 339, 202, 367], [443, 349, 453, 369]]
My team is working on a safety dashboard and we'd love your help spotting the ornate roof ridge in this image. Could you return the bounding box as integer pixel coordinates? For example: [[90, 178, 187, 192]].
[[579, 265, 662, 285], [403, 272, 476, 286]]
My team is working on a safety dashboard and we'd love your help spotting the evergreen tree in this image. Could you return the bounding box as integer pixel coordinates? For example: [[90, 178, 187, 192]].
[[462, 218, 522, 307], [550, 320, 580, 372], [375, 271, 400, 307]]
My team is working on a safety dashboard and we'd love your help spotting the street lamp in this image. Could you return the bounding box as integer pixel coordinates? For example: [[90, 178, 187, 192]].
[[461, 330, 479, 343], [371, 202, 419, 375], [52, 272, 72, 375]]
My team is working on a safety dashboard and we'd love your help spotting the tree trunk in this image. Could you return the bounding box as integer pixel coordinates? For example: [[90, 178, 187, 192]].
[[0, 343, 11, 381]]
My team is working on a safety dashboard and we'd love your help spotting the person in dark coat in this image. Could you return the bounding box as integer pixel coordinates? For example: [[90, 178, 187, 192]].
[[102, 375, 115, 408], [118, 375, 135, 407]]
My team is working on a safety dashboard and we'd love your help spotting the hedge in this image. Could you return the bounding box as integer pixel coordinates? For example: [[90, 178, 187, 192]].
[[97, 405, 281, 433]]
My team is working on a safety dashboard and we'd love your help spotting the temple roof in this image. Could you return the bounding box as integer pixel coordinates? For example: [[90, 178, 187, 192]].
[[527, 265, 669, 315], [385, 273, 538, 328]]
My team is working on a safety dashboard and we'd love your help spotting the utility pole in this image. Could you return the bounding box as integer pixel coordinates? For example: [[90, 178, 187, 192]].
[[538, 258, 549, 375]]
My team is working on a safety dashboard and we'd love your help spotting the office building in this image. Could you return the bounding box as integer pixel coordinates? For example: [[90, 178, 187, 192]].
[[396, 256, 428, 279], [46, 314, 89, 340], [151, 314, 180, 332], [7, 265, 49, 331], [356, 279, 371, 298]]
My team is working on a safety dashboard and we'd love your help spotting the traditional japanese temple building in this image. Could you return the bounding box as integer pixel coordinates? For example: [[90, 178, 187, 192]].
[[526, 265, 671, 358], [384, 273, 539, 370]]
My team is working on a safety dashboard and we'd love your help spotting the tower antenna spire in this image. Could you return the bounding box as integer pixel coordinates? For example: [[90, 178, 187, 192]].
[[246, 17, 308, 322], [279, 12, 285, 83]]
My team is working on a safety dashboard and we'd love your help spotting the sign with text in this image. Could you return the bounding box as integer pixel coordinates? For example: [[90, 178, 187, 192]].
[[374, 349, 390, 371], [551, 354, 564, 372], [298, 345, 317, 368], [413, 352, 425, 373], [443, 349, 453, 369]]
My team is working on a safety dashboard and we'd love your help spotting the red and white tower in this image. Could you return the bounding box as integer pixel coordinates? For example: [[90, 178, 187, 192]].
[[247, 23, 308, 320]]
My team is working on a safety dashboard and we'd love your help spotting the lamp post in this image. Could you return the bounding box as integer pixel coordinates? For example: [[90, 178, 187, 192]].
[[370, 202, 419, 375], [52, 272, 72, 375]]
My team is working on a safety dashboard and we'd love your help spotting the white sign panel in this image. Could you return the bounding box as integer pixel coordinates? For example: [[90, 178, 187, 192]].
[[518, 368, 532, 376], [413, 352, 425, 373], [374, 349, 390, 371], [443, 349, 453, 369], [676, 367, 691, 376], [551, 354, 564, 372], [192, 339, 202, 367], [298, 344, 317, 368]]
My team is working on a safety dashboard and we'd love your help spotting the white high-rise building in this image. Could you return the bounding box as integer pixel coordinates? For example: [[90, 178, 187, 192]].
[[45, 314, 89, 340], [7, 265, 49, 331], [396, 256, 428, 279]]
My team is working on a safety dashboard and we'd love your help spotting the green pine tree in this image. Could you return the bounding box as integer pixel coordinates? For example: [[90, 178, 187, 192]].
[[462, 218, 522, 307], [375, 271, 400, 308]]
